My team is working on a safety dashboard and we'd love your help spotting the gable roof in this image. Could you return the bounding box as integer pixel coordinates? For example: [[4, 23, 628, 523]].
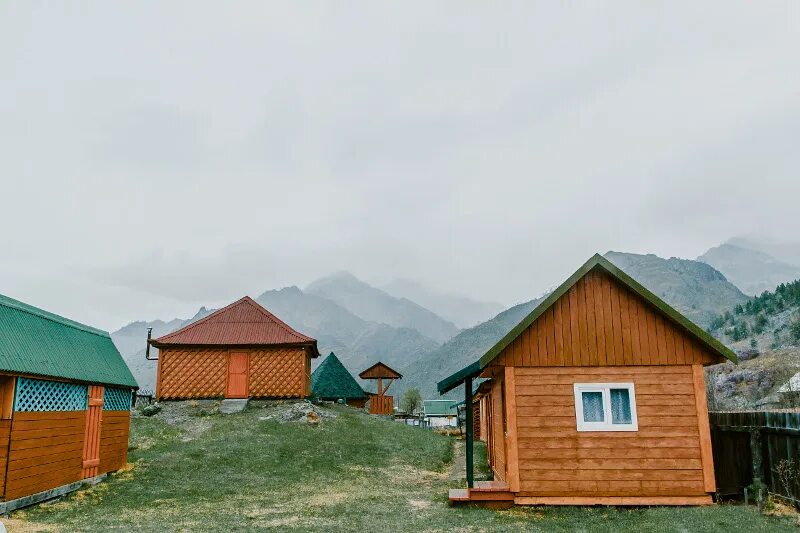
[[438, 254, 738, 394], [150, 296, 320, 356], [311, 353, 368, 400], [359, 361, 402, 380], [0, 293, 137, 388], [423, 400, 458, 416]]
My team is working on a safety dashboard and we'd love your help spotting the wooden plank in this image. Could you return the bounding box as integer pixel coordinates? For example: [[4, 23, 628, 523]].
[[11, 411, 84, 422], [628, 292, 642, 365], [522, 317, 532, 366], [517, 458, 704, 470], [6, 440, 83, 461], [530, 317, 540, 366], [537, 316, 547, 368], [10, 434, 84, 451], [568, 286, 581, 366], [513, 495, 712, 505], [620, 289, 633, 365], [519, 469, 703, 481], [7, 456, 81, 478], [504, 367, 520, 492], [514, 383, 694, 396], [517, 437, 702, 449], [544, 308, 556, 366], [514, 366, 691, 376], [576, 278, 590, 366], [12, 418, 86, 431], [636, 296, 650, 365], [655, 315, 668, 363], [517, 426, 699, 438], [610, 281, 624, 366], [665, 323, 677, 365], [515, 373, 693, 385], [645, 307, 660, 365], [518, 447, 701, 460], [692, 365, 716, 493], [10, 426, 84, 440], [553, 298, 564, 366], [592, 274, 607, 366], [600, 274, 615, 366], [584, 273, 598, 366]]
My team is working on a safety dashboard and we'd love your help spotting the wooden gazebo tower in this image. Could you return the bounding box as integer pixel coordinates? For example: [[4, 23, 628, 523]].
[[359, 362, 402, 415]]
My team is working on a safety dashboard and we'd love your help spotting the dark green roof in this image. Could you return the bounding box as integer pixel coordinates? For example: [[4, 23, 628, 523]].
[[438, 254, 738, 394], [311, 353, 368, 400], [0, 293, 137, 388]]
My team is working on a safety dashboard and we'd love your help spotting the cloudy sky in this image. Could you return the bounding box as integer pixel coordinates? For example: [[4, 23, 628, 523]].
[[2, 2, 799, 330]]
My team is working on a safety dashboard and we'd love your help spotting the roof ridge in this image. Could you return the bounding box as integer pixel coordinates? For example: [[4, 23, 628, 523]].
[[0, 293, 110, 339]]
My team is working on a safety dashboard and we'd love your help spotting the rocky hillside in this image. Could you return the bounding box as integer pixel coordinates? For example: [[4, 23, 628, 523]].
[[698, 239, 800, 296], [306, 272, 460, 343], [604, 251, 749, 328]]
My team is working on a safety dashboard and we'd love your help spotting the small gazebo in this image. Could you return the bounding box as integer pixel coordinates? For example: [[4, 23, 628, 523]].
[[359, 362, 402, 415]]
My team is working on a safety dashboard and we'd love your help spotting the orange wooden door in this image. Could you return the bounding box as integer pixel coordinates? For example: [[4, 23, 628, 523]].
[[227, 352, 249, 398], [82, 385, 103, 478]]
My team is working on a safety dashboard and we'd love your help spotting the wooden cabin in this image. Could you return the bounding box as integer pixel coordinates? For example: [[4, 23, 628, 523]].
[[423, 400, 459, 428], [150, 296, 320, 400], [438, 254, 737, 507], [359, 362, 401, 415], [311, 352, 369, 408], [0, 293, 137, 509]]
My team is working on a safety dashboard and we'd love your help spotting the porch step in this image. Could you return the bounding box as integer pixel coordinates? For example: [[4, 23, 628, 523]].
[[471, 480, 510, 492], [220, 399, 249, 414], [448, 483, 515, 507]]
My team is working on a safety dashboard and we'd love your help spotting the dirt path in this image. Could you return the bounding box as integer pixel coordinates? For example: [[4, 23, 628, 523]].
[[448, 439, 465, 481]]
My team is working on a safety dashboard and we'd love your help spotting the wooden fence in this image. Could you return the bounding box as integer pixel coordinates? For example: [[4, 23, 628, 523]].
[[709, 411, 800, 502]]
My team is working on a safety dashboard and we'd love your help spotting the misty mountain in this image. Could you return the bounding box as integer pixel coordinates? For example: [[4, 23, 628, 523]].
[[111, 286, 441, 392], [110, 307, 215, 393], [399, 251, 750, 399], [698, 239, 800, 296], [306, 272, 460, 343], [381, 278, 503, 328], [604, 251, 749, 327], [255, 287, 439, 373], [397, 297, 544, 400]]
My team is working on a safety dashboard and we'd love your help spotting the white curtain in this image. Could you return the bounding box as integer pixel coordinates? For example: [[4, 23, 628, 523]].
[[610, 388, 632, 424], [581, 391, 604, 422]]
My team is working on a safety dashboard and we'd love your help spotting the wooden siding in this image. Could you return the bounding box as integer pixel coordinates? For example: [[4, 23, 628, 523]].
[[513, 366, 709, 498], [157, 347, 309, 400], [99, 411, 130, 474], [0, 420, 10, 498], [4, 411, 85, 500], [495, 270, 719, 368], [490, 377, 506, 482]]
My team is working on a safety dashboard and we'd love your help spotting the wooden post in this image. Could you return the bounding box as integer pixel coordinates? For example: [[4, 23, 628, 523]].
[[504, 366, 520, 493], [692, 365, 716, 493], [750, 428, 763, 483], [465, 376, 474, 489]]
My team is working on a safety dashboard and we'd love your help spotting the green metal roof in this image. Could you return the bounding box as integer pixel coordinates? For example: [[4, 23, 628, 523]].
[[311, 352, 368, 401], [423, 400, 458, 416], [0, 293, 138, 388], [438, 254, 738, 394]]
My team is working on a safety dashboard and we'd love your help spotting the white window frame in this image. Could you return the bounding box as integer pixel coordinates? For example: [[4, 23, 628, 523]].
[[573, 383, 638, 432]]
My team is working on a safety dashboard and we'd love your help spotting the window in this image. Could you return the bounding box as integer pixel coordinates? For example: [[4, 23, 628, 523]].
[[573, 383, 638, 432]]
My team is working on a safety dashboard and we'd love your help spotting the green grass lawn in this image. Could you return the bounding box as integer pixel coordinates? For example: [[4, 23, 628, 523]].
[[10, 403, 799, 532]]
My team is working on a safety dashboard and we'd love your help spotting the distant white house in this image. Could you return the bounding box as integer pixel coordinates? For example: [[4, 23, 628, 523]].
[[423, 400, 458, 428]]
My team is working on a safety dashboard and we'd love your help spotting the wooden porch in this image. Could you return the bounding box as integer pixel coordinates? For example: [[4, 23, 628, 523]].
[[448, 481, 514, 508]]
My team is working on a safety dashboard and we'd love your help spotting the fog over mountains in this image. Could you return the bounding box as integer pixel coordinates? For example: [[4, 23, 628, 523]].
[[113, 240, 800, 401], [698, 238, 800, 296]]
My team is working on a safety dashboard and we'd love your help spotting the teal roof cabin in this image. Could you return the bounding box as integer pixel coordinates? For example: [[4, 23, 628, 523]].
[[0, 293, 137, 507], [311, 352, 368, 406]]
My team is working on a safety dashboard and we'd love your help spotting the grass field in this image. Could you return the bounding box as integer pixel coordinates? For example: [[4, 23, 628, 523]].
[[9, 402, 799, 532]]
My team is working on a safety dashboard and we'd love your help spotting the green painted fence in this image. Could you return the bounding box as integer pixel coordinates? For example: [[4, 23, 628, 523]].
[[710, 411, 800, 502]]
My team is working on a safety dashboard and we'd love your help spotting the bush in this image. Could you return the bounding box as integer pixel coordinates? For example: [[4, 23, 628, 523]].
[[141, 403, 162, 417]]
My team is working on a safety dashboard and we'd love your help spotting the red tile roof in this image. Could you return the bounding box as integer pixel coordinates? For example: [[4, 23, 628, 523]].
[[150, 297, 319, 356]]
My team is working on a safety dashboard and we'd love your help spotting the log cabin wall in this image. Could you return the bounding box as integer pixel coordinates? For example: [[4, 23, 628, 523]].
[[157, 346, 310, 400], [513, 365, 709, 499], [494, 270, 719, 368], [490, 377, 506, 482]]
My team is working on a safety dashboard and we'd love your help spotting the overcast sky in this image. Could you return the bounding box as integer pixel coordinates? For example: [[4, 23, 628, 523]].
[[2, 2, 799, 331]]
